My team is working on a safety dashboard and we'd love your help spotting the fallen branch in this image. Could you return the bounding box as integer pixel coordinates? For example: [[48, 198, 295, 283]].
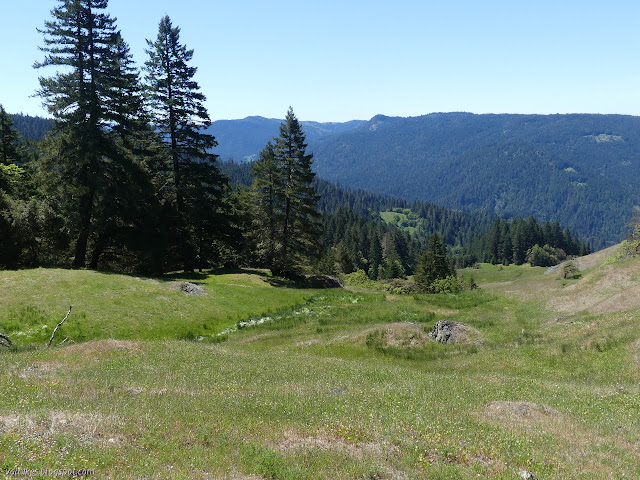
[[48, 305, 72, 348], [0, 333, 13, 348]]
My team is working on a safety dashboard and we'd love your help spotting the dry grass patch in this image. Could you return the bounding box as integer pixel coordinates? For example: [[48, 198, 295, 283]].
[[16, 361, 66, 379], [276, 428, 398, 464], [484, 401, 562, 423], [0, 410, 125, 446], [549, 260, 640, 316], [352, 322, 427, 348], [481, 400, 640, 476]]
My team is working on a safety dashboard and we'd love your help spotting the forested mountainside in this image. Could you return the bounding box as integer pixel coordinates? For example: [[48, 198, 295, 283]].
[[13, 112, 631, 250], [10, 113, 52, 142], [220, 159, 496, 248], [310, 112, 640, 250]]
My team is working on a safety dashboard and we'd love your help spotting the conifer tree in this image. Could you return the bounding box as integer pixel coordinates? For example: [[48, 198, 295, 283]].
[[273, 107, 321, 274], [414, 233, 453, 293], [0, 106, 23, 167], [35, 0, 153, 269], [144, 15, 227, 272], [252, 108, 321, 276], [251, 141, 282, 266]]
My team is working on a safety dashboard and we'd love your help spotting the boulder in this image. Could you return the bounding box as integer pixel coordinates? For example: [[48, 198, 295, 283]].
[[305, 275, 343, 289], [428, 320, 482, 346], [169, 281, 207, 296]]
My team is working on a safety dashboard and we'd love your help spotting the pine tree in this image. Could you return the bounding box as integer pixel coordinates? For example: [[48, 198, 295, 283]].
[[252, 108, 321, 276], [251, 141, 282, 267], [272, 107, 321, 275], [35, 0, 152, 269], [414, 233, 453, 293], [144, 15, 228, 272]]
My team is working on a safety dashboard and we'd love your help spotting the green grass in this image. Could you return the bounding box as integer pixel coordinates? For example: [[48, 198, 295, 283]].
[[1, 260, 640, 479], [379, 209, 418, 234], [457, 262, 547, 284], [0, 268, 317, 344]]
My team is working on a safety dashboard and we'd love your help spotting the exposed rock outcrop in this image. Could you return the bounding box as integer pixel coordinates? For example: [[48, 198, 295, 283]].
[[428, 320, 482, 346], [169, 281, 207, 296]]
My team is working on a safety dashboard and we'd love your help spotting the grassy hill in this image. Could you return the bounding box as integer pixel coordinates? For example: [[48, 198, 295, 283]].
[[1, 252, 640, 479]]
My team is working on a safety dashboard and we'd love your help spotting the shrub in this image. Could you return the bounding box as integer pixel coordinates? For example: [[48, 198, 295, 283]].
[[562, 261, 580, 279], [379, 278, 416, 295], [343, 269, 376, 288], [527, 244, 560, 267]]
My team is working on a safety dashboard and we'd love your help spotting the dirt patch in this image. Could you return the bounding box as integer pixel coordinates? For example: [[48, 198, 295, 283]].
[[57, 339, 142, 357], [0, 410, 124, 446], [18, 361, 65, 379], [234, 333, 272, 344], [277, 429, 394, 461]]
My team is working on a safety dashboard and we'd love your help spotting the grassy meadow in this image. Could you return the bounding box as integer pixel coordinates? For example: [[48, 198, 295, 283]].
[[1, 249, 640, 479]]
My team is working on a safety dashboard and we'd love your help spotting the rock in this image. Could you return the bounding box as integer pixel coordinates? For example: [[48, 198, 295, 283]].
[[305, 275, 343, 289], [169, 281, 207, 296], [428, 320, 483, 346], [518, 470, 538, 480]]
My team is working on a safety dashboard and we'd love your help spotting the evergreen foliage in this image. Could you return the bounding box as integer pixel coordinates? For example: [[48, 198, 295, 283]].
[[310, 112, 640, 249], [34, 0, 156, 269], [0, 3, 601, 278], [414, 233, 454, 292], [0, 106, 23, 167], [9, 114, 52, 142], [458, 217, 590, 267], [250, 108, 321, 276], [144, 15, 230, 272]]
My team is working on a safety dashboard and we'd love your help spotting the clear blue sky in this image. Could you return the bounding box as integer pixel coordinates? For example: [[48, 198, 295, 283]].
[[2, 0, 639, 122]]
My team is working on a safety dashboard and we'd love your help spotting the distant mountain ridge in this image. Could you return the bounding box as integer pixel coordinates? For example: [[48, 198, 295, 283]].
[[209, 116, 366, 161]]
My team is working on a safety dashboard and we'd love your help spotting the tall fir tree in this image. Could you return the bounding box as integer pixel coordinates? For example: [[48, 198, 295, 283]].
[[35, 0, 153, 269], [252, 108, 321, 276], [251, 141, 282, 267], [273, 107, 321, 274], [414, 233, 453, 293], [144, 15, 228, 272]]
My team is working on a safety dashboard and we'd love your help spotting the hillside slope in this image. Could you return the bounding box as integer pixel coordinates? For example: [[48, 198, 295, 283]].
[[1, 252, 640, 478]]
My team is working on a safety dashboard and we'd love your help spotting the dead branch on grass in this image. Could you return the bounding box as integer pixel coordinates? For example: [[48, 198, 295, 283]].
[[0, 333, 13, 348], [48, 306, 72, 348]]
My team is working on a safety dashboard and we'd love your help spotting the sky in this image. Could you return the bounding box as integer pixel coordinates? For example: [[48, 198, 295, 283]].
[[2, 0, 640, 123]]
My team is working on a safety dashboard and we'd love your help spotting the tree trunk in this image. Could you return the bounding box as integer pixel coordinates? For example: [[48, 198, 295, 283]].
[[73, 185, 95, 268]]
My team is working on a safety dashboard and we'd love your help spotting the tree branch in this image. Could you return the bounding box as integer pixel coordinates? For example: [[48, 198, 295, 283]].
[[48, 305, 72, 348], [0, 333, 13, 348]]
